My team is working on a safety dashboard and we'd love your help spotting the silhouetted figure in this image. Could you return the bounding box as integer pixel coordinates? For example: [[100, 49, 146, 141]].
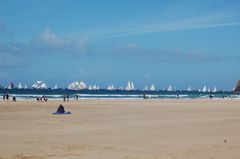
[[63, 94, 66, 102], [3, 94, 6, 100], [209, 94, 213, 99], [222, 95, 225, 99], [75, 94, 78, 100], [56, 104, 65, 114], [12, 96, 16, 102], [6, 93, 9, 100], [66, 94, 69, 101], [177, 94, 179, 99], [143, 94, 146, 99]]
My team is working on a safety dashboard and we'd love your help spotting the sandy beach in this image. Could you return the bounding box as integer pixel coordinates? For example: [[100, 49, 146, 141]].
[[0, 99, 240, 159]]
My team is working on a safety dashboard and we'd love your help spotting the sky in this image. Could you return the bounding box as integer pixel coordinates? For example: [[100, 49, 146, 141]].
[[0, 0, 240, 90]]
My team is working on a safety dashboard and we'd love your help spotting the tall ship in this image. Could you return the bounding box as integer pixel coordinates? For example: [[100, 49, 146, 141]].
[[32, 81, 47, 89], [17, 83, 23, 89], [202, 86, 207, 92], [150, 84, 156, 91], [125, 81, 135, 91], [68, 81, 87, 90], [167, 85, 173, 92]]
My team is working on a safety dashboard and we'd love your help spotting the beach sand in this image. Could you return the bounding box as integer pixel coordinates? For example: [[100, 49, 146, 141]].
[[0, 99, 240, 159]]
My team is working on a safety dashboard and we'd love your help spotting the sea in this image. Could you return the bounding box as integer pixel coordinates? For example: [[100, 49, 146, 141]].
[[0, 88, 239, 100]]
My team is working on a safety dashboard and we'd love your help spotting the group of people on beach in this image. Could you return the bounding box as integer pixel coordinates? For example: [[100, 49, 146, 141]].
[[2, 93, 16, 102], [63, 94, 79, 101], [143, 93, 226, 100], [63, 94, 69, 101], [36, 95, 48, 102]]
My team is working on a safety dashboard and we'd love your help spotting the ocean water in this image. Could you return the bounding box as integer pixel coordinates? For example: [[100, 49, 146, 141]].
[[0, 88, 239, 100]]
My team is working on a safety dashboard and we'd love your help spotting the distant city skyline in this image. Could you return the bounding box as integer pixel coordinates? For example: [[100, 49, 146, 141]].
[[0, 0, 240, 90]]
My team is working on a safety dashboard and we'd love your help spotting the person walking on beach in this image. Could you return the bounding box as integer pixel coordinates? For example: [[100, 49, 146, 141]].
[[3, 94, 6, 100], [67, 94, 69, 101], [63, 94, 66, 102], [6, 93, 9, 100], [75, 94, 78, 100], [12, 96, 16, 102], [209, 94, 213, 99]]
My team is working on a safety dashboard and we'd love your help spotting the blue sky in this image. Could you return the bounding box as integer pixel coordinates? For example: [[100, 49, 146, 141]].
[[0, 0, 240, 90]]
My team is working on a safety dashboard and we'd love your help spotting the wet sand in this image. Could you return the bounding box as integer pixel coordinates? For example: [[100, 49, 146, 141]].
[[0, 99, 240, 159]]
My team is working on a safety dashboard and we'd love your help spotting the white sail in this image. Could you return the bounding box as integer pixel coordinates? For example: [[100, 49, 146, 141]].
[[53, 84, 58, 89], [68, 81, 87, 90], [167, 85, 172, 91], [187, 86, 192, 91], [8, 82, 14, 89], [144, 85, 149, 91], [125, 81, 131, 90], [150, 84, 156, 91], [32, 81, 47, 89], [88, 85, 92, 90], [107, 84, 115, 90], [118, 87, 124, 90], [92, 85, 99, 90], [131, 81, 135, 90], [18, 83, 23, 89], [125, 81, 135, 91], [202, 86, 207, 92], [42, 83, 47, 89], [213, 87, 217, 93], [24, 84, 28, 89]]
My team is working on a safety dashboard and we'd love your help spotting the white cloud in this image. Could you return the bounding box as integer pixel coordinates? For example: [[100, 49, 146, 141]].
[[32, 28, 89, 54], [39, 28, 70, 48], [89, 10, 240, 39]]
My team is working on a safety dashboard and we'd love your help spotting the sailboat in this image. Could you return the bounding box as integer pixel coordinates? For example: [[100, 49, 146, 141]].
[[126, 81, 131, 90], [167, 85, 172, 92], [144, 85, 149, 91], [18, 83, 23, 89], [150, 84, 156, 91], [131, 82, 134, 90], [212, 87, 217, 93], [202, 86, 207, 92], [53, 84, 58, 89], [32, 81, 48, 89], [92, 85, 99, 90], [88, 85, 92, 90], [24, 84, 28, 89], [68, 81, 87, 90], [187, 86, 192, 91], [107, 84, 115, 90], [125, 81, 134, 91]]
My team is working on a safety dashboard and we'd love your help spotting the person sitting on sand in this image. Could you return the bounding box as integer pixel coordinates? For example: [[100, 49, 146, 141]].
[[56, 104, 65, 114]]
